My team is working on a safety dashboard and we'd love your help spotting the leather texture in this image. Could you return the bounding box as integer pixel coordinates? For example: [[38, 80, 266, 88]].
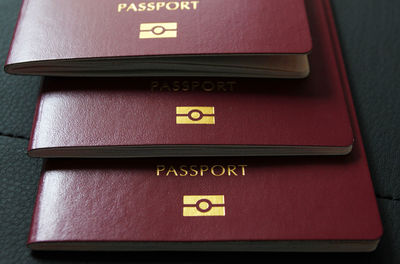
[[331, 0, 400, 203], [5, 0, 311, 69], [0, 136, 43, 262], [28, 0, 353, 157], [0, 0, 399, 263], [29, 133, 382, 250]]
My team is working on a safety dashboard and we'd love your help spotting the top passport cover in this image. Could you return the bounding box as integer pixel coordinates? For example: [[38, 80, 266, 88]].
[[27, 0, 353, 158], [4, 0, 312, 69]]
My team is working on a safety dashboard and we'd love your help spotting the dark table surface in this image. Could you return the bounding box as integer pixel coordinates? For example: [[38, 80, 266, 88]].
[[1, 0, 399, 263]]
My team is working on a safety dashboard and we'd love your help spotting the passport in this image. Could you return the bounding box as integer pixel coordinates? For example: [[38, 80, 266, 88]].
[[27, 0, 353, 158], [27, 74, 353, 157], [27, 84, 382, 251], [4, 0, 311, 78], [28, 154, 382, 252]]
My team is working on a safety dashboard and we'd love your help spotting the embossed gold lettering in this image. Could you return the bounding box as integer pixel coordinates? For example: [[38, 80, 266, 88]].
[[156, 165, 166, 176], [191, 1, 199, 9], [200, 165, 208, 176], [156, 2, 165, 10], [166, 166, 178, 176], [239, 165, 247, 175], [189, 165, 199, 176], [179, 165, 188, 176], [202, 81, 215, 92], [148, 2, 155, 11], [180, 1, 190, 10], [227, 165, 237, 176], [118, 1, 200, 12], [138, 2, 146, 11], [118, 3, 127, 12], [126, 3, 137, 11], [166, 2, 179, 10], [156, 164, 248, 177], [150, 80, 236, 92], [211, 165, 225, 177]]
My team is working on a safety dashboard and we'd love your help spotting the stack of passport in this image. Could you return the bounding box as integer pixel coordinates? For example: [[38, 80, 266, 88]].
[[5, 0, 382, 252]]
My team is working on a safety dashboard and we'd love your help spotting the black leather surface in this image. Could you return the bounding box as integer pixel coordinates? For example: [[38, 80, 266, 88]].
[[0, 136, 42, 263], [0, 0, 41, 139], [0, 0, 399, 263], [331, 0, 400, 200]]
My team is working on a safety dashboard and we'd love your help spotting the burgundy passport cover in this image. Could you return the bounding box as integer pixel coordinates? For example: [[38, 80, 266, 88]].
[[5, 0, 311, 71], [28, 147, 382, 251], [27, 0, 353, 157]]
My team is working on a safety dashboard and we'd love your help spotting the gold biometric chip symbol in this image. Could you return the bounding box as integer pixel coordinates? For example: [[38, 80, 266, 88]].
[[139, 22, 178, 39], [183, 195, 225, 217], [176, 106, 215, 124]]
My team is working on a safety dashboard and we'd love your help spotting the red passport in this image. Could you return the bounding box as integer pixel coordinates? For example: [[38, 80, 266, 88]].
[[4, 0, 311, 78], [27, 0, 353, 158], [28, 152, 382, 252], [28, 56, 382, 251]]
